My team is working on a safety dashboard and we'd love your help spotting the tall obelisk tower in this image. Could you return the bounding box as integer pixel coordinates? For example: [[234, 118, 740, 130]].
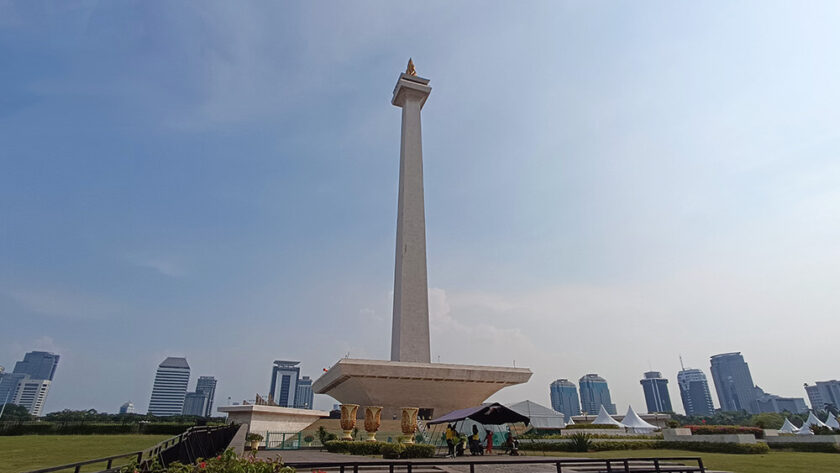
[[390, 59, 432, 363]]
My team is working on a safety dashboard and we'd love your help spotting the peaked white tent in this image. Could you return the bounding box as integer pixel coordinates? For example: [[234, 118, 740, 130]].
[[779, 418, 798, 434], [797, 411, 827, 435], [565, 416, 575, 425], [620, 406, 658, 433], [591, 405, 624, 427], [508, 400, 566, 430], [825, 413, 840, 430]]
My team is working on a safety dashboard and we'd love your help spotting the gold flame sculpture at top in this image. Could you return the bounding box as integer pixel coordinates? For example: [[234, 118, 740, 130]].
[[406, 58, 417, 76]]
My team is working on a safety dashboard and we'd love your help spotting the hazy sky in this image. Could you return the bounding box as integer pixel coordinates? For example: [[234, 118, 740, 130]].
[[2, 1, 839, 415]]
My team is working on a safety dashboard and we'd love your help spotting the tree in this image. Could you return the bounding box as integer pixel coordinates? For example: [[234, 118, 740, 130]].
[[750, 412, 784, 429], [0, 403, 32, 421]]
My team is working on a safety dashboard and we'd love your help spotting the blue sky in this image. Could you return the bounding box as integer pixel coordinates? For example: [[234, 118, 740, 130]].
[[1, 1, 839, 414]]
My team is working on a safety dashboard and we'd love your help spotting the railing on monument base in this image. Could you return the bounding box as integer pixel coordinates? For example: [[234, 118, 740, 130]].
[[265, 432, 303, 450]]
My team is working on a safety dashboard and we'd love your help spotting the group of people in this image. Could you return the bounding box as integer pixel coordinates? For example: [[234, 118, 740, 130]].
[[443, 424, 519, 458]]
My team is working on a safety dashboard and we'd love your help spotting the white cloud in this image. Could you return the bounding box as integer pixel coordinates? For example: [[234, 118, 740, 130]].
[[125, 254, 186, 278]]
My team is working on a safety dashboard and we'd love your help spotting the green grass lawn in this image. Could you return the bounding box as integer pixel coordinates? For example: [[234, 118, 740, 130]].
[[526, 449, 840, 473], [0, 435, 169, 473]]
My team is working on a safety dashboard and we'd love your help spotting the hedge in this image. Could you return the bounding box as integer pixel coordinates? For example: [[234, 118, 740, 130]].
[[324, 441, 385, 455], [521, 439, 770, 454], [685, 425, 764, 439], [658, 441, 770, 454], [564, 424, 620, 430], [767, 442, 840, 453], [324, 440, 435, 458], [520, 440, 659, 452], [0, 422, 195, 436]]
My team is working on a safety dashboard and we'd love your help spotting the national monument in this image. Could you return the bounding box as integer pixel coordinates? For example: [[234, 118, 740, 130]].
[[313, 60, 531, 419]]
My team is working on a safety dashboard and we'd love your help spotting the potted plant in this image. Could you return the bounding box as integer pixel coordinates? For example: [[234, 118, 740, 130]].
[[246, 432, 264, 450], [303, 434, 314, 447]]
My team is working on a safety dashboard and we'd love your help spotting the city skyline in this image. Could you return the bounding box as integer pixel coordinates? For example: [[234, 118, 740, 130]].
[[2, 2, 840, 415]]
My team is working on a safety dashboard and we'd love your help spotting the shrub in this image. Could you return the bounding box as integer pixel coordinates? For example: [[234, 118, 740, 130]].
[[380, 443, 405, 459], [122, 448, 293, 473], [768, 442, 840, 453], [589, 441, 659, 451], [402, 444, 435, 458], [564, 424, 620, 430], [324, 440, 384, 455], [303, 435, 314, 444], [659, 441, 770, 454], [568, 433, 592, 452], [685, 425, 764, 439], [810, 426, 840, 435], [246, 433, 264, 442], [317, 426, 337, 445]]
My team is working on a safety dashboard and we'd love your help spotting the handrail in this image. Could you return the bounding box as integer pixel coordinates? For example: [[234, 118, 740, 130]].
[[283, 456, 706, 473], [22, 425, 236, 473]]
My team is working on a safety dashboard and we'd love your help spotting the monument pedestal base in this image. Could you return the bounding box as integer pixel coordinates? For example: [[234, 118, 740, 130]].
[[217, 405, 328, 439], [313, 358, 532, 419]]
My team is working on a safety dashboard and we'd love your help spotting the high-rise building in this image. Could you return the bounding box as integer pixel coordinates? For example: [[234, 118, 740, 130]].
[[677, 368, 715, 416], [9, 377, 51, 416], [14, 352, 60, 381], [195, 376, 217, 417], [119, 401, 135, 414], [578, 374, 616, 415], [182, 391, 209, 416], [710, 352, 758, 413], [269, 361, 301, 407], [0, 351, 60, 415], [148, 357, 190, 416], [752, 386, 807, 414], [640, 371, 672, 413], [804, 380, 840, 412], [549, 379, 581, 420], [295, 376, 314, 409]]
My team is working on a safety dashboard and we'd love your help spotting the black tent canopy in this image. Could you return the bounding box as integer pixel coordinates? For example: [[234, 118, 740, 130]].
[[427, 403, 530, 426]]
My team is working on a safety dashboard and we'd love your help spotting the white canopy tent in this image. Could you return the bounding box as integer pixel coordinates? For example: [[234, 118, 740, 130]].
[[797, 411, 827, 435], [620, 406, 658, 433], [778, 418, 799, 434], [508, 400, 566, 430], [591, 405, 624, 427], [825, 413, 840, 430]]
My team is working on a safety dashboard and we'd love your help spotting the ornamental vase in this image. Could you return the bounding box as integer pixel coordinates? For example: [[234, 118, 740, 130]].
[[364, 406, 382, 441], [339, 404, 359, 440], [400, 407, 419, 444]]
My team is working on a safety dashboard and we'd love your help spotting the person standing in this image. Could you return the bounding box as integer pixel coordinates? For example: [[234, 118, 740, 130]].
[[445, 424, 457, 458], [485, 429, 494, 454]]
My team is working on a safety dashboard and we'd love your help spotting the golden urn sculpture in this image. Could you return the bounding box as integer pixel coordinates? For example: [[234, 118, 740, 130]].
[[364, 406, 383, 441], [400, 407, 419, 444], [339, 404, 359, 440]]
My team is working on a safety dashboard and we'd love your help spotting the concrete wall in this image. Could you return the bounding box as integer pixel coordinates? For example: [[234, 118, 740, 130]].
[[662, 428, 756, 444], [765, 435, 840, 445]]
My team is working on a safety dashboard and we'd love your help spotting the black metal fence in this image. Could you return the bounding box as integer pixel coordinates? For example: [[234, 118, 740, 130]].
[[23, 424, 240, 473], [283, 456, 706, 473]]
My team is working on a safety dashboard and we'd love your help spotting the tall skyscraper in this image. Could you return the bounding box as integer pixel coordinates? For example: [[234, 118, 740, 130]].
[[677, 368, 715, 416], [182, 391, 209, 416], [578, 373, 616, 415], [640, 371, 672, 413], [269, 360, 301, 407], [294, 376, 314, 409], [709, 352, 758, 413], [13, 352, 60, 381], [0, 351, 60, 416], [195, 376, 217, 417], [119, 401, 135, 414], [10, 378, 51, 416], [549, 379, 581, 420], [148, 357, 190, 416], [804, 380, 840, 412]]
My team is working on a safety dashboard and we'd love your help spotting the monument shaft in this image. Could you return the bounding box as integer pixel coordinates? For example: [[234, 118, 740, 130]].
[[391, 73, 432, 363]]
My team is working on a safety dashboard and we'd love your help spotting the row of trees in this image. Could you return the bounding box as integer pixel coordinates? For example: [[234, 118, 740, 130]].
[[670, 410, 834, 429], [0, 405, 225, 423]]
